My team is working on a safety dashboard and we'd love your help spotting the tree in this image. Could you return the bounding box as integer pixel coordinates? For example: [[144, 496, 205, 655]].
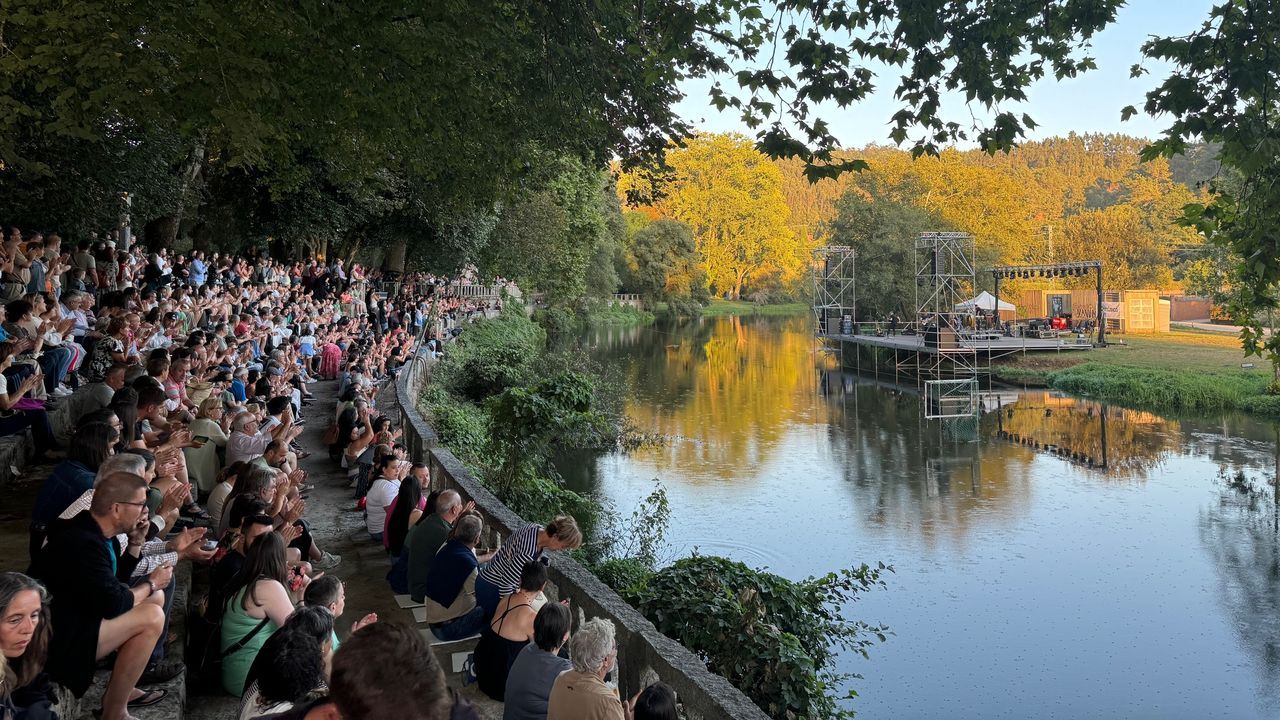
[[0, 119, 186, 238], [1130, 0, 1280, 365], [1055, 205, 1173, 290], [1, 0, 1125, 254], [657, 134, 802, 299], [481, 158, 623, 305], [826, 189, 946, 320], [627, 219, 708, 307]]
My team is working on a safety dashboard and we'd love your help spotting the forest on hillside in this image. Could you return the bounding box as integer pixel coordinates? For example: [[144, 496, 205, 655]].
[[617, 133, 1221, 316]]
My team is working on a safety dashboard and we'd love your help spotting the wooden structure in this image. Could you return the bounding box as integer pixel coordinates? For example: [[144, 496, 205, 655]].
[[1017, 288, 1170, 334]]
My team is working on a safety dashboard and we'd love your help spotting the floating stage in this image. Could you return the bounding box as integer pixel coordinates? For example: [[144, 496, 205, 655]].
[[818, 331, 1095, 361]]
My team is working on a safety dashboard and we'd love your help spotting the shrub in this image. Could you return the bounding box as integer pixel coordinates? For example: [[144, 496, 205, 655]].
[[665, 296, 704, 318], [434, 306, 546, 401], [484, 370, 612, 494], [1237, 394, 1280, 416], [636, 555, 891, 720], [532, 306, 577, 339], [422, 386, 490, 465], [593, 557, 655, 599]]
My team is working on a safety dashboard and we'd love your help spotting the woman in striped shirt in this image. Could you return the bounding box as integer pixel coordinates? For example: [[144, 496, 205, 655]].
[[476, 516, 582, 619]]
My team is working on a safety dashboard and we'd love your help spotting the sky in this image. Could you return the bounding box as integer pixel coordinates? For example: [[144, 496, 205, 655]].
[[672, 0, 1218, 149]]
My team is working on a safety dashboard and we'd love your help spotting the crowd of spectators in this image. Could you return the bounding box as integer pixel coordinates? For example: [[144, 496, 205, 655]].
[[0, 226, 681, 720]]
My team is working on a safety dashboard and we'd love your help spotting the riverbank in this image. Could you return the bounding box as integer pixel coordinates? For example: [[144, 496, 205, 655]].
[[992, 332, 1280, 416], [577, 298, 809, 327], [698, 299, 809, 317]]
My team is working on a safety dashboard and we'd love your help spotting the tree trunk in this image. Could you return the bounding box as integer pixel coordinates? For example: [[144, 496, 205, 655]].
[[149, 134, 208, 250], [383, 237, 408, 274]]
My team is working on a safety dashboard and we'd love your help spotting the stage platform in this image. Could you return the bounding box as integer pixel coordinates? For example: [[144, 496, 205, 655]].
[[819, 332, 1095, 357]]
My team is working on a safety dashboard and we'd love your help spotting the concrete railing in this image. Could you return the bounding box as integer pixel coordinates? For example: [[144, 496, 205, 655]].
[[395, 351, 769, 720], [610, 293, 644, 309]]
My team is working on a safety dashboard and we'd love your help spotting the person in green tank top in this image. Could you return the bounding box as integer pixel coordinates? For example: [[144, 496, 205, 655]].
[[219, 533, 301, 695]]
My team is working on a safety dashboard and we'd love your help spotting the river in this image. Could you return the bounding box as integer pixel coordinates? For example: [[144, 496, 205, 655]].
[[561, 313, 1280, 719]]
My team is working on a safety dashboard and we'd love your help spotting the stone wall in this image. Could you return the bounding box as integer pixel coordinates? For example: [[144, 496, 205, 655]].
[[396, 352, 770, 720]]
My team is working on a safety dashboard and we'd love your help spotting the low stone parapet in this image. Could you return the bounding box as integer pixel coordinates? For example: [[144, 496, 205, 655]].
[[396, 352, 769, 720]]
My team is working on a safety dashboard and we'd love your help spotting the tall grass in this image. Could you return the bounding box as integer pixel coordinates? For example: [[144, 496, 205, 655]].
[[1047, 364, 1269, 413]]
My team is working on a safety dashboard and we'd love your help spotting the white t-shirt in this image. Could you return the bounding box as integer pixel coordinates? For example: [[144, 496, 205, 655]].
[[364, 477, 400, 536]]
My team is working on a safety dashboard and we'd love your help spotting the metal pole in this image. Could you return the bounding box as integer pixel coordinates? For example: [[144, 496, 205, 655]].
[[1096, 264, 1106, 345], [993, 273, 1001, 334], [119, 191, 133, 251]]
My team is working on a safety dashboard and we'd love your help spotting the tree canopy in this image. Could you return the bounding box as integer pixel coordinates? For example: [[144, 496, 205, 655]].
[[1130, 0, 1280, 365], [0, 0, 1130, 276]]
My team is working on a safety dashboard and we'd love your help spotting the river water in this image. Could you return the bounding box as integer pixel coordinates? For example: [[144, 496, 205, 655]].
[[561, 314, 1280, 719]]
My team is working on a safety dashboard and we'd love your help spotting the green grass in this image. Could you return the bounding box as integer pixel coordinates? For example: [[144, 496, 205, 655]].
[[994, 331, 1280, 416], [1047, 364, 1267, 412], [698, 299, 810, 318]]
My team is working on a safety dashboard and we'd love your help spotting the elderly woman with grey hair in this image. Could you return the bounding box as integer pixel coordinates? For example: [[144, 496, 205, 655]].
[[547, 617, 626, 720]]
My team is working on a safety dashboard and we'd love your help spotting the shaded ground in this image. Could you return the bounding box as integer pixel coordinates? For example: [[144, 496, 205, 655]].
[[0, 379, 501, 719], [186, 378, 501, 719]]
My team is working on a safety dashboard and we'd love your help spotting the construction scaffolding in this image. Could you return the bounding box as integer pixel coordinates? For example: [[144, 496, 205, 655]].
[[915, 232, 983, 419], [813, 246, 856, 337]]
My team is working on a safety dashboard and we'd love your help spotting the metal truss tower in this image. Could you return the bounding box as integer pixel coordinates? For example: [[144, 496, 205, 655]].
[[813, 246, 856, 337], [914, 232, 983, 420]]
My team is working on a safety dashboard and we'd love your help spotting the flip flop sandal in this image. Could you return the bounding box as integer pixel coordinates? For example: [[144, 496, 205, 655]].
[[127, 688, 167, 707]]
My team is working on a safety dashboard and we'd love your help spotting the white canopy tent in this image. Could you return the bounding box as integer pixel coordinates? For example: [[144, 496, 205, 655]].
[[954, 291, 1015, 314]]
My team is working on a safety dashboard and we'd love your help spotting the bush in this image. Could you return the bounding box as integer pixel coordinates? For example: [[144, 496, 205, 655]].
[[579, 301, 656, 326], [593, 557, 655, 599], [665, 296, 704, 318], [422, 385, 490, 465], [434, 306, 546, 402], [532, 306, 577, 339], [635, 555, 891, 720], [1237, 394, 1280, 416]]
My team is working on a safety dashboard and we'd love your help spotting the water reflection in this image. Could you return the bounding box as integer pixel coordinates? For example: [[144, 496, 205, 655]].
[[585, 315, 826, 483], [1200, 441, 1280, 712], [569, 314, 1280, 718]]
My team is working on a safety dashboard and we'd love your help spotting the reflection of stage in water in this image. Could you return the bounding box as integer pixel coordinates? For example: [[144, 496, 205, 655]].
[[819, 369, 1174, 478]]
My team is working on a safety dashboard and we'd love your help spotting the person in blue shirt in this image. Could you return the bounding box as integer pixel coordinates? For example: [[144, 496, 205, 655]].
[[229, 368, 248, 403], [189, 251, 208, 287]]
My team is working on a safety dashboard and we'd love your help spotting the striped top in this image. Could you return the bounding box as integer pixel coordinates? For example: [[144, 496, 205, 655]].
[[478, 524, 543, 595]]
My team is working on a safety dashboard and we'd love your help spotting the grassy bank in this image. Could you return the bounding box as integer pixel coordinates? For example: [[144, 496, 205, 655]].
[[698, 299, 810, 317], [992, 332, 1280, 416], [582, 303, 654, 325]]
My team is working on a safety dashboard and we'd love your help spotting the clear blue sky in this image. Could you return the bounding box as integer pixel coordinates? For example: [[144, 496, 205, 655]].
[[673, 0, 1218, 147]]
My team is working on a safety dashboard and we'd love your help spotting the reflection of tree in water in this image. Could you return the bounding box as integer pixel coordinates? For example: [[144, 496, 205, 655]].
[[588, 315, 826, 482], [822, 376, 1038, 546], [1199, 458, 1280, 711], [991, 392, 1180, 480]]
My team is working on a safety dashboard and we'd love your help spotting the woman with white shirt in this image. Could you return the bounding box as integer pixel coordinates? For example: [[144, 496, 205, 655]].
[[363, 455, 404, 543]]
